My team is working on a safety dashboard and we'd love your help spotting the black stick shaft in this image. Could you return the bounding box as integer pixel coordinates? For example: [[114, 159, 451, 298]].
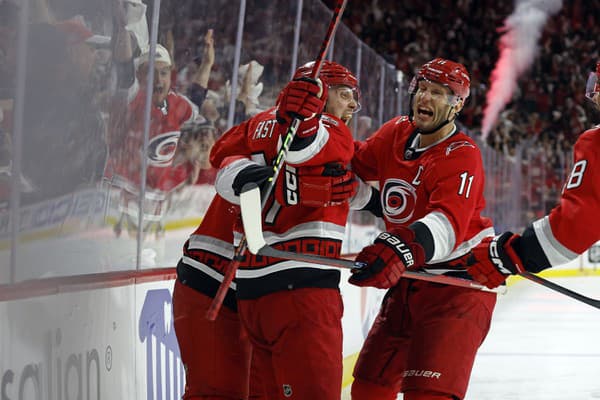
[[519, 271, 600, 310]]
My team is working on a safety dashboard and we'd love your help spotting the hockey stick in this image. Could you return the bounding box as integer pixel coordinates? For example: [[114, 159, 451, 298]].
[[448, 253, 600, 310], [517, 271, 600, 310], [239, 183, 504, 294], [206, 0, 349, 321]]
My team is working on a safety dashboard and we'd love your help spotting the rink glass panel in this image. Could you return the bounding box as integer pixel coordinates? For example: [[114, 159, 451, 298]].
[[1, 0, 548, 284]]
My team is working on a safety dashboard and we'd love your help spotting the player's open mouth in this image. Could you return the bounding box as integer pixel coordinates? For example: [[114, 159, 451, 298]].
[[417, 107, 434, 117]]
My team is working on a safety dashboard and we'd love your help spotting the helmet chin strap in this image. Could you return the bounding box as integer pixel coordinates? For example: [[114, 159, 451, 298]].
[[418, 116, 453, 134], [410, 97, 458, 135]]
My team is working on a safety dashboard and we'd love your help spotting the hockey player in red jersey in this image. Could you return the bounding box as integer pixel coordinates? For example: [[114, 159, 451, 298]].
[[172, 60, 361, 400], [348, 58, 497, 400], [207, 60, 361, 400], [467, 61, 600, 288]]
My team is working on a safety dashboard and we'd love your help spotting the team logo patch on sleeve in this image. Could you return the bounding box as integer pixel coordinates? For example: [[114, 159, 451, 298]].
[[445, 140, 475, 155], [395, 116, 409, 124], [321, 115, 339, 126]]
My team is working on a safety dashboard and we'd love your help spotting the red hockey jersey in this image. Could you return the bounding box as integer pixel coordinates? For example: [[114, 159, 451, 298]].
[[109, 89, 198, 194], [532, 126, 600, 265], [352, 116, 494, 265], [211, 107, 354, 299], [178, 193, 240, 310]]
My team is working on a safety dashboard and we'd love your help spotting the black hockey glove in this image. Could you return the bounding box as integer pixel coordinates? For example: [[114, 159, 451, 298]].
[[232, 164, 274, 196]]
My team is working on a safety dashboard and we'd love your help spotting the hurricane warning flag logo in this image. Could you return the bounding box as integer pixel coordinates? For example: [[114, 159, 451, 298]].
[[445, 140, 475, 156]]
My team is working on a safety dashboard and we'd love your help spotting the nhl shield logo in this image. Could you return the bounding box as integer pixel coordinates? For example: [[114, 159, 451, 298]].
[[283, 384, 293, 397]]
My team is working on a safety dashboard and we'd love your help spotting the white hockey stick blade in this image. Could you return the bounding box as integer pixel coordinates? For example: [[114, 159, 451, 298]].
[[239, 183, 267, 254]]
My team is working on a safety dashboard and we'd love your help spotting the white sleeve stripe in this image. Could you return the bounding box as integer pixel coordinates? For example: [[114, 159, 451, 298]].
[[418, 211, 456, 262], [263, 221, 346, 243], [428, 227, 495, 265], [215, 158, 256, 205], [533, 216, 578, 266], [350, 178, 373, 210], [285, 121, 330, 164]]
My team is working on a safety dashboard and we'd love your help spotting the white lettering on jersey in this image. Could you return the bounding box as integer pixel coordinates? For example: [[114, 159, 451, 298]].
[[564, 160, 588, 190], [458, 171, 474, 198], [252, 119, 277, 140], [412, 165, 424, 185], [381, 179, 417, 224]]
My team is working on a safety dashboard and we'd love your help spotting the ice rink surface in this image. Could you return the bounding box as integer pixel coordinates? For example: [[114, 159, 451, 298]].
[[468, 276, 600, 400], [342, 276, 600, 400]]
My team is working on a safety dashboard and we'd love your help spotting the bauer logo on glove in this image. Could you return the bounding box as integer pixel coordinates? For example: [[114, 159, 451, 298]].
[[377, 231, 417, 267], [349, 226, 425, 289]]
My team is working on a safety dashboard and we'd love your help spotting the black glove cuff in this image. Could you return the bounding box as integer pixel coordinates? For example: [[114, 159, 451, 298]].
[[289, 130, 318, 150], [275, 111, 287, 125], [510, 227, 551, 273], [232, 165, 273, 196], [361, 187, 383, 218]]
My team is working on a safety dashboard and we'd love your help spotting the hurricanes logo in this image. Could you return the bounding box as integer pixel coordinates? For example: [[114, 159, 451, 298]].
[[283, 384, 293, 397], [382, 179, 417, 224], [147, 131, 181, 166]]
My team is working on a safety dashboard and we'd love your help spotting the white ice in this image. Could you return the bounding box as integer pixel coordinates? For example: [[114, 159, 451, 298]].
[[342, 276, 600, 400], [467, 276, 600, 400]]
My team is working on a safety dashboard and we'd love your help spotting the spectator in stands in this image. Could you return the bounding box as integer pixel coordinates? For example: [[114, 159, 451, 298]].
[[107, 43, 198, 238]]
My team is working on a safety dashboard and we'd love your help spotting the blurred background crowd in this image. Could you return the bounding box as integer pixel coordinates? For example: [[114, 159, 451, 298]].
[[1, 0, 598, 278], [326, 0, 600, 213]]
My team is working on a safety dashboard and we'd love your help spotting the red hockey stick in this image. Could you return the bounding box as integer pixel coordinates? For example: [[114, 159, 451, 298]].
[[206, 0, 349, 321]]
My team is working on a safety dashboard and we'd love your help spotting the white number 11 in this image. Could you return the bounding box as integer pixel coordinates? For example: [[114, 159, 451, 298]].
[[458, 172, 474, 198]]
